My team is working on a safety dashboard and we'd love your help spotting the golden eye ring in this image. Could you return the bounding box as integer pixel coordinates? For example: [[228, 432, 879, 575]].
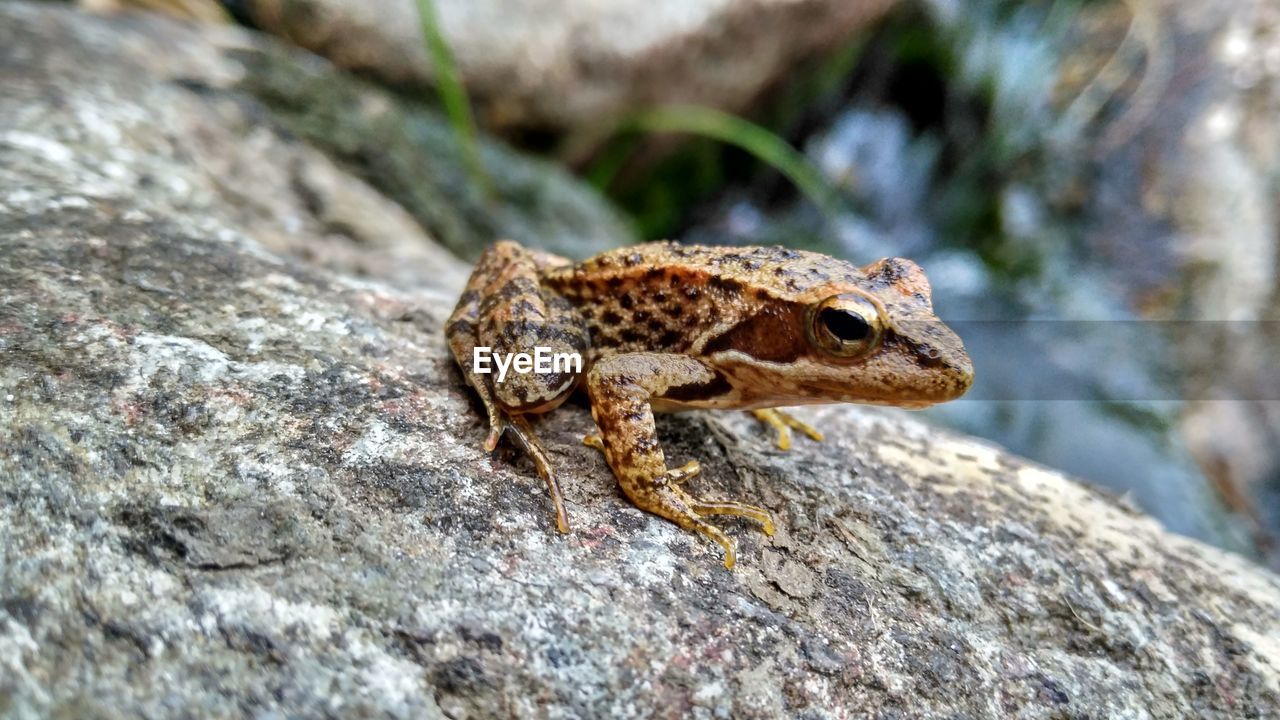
[[808, 293, 885, 360]]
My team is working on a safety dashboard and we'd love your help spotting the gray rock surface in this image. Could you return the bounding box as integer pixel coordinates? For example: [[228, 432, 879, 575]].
[[238, 0, 901, 137], [3, 3, 1280, 718], [65, 0, 635, 263]]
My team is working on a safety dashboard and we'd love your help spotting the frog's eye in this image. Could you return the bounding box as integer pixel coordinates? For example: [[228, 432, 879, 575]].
[[809, 294, 885, 359]]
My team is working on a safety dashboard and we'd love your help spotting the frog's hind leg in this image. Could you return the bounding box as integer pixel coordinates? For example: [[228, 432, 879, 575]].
[[446, 271, 505, 450], [446, 240, 587, 534], [751, 408, 824, 451]]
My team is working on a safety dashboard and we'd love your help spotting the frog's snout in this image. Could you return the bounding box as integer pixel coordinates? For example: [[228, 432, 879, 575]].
[[941, 345, 975, 400], [901, 322, 974, 402]]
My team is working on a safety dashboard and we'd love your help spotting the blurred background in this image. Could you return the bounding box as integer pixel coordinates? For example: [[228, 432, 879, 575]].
[[74, 0, 1280, 566]]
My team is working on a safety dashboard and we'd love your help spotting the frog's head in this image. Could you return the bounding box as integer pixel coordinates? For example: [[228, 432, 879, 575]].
[[703, 257, 973, 409], [803, 257, 973, 407]]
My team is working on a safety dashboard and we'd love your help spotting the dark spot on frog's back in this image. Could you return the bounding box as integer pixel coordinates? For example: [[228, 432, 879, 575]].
[[445, 318, 473, 337], [658, 330, 683, 348], [708, 276, 742, 294], [511, 298, 541, 317]]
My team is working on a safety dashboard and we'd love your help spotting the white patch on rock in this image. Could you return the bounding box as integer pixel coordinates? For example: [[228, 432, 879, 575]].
[[201, 584, 338, 643], [130, 333, 231, 386], [1, 131, 75, 165]]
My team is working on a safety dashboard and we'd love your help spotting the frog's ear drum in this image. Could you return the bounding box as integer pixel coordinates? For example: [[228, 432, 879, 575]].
[[863, 258, 932, 306]]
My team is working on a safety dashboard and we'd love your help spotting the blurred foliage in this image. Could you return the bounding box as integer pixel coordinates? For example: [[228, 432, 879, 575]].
[[586, 42, 872, 240], [586, 0, 1090, 282], [413, 0, 490, 197], [589, 106, 844, 229]]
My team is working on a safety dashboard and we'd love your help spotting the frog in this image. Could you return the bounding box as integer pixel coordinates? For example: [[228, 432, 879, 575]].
[[446, 240, 973, 568]]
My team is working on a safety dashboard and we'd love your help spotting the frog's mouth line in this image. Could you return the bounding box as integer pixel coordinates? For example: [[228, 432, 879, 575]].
[[707, 351, 972, 409]]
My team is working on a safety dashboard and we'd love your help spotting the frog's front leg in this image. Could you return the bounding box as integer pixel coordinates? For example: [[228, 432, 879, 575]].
[[586, 353, 774, 569], [446, 241, 587, 534]]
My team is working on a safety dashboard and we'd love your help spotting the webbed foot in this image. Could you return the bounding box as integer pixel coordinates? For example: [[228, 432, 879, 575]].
[[633, 461, 775, 569]]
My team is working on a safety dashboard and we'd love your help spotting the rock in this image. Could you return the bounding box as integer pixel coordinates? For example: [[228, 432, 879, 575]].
[[76, 0, 636, 263], [236, 0, 902, 138], [3, 3, 1280, 717], [229, 39, 637, 261]]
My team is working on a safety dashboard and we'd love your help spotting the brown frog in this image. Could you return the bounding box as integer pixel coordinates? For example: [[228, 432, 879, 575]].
[[446, 241, 973, 567]]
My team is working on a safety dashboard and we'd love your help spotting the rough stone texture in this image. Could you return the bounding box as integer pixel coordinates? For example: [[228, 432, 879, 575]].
[[238, 0, 902, 137], [4, 3, 1280, 718], [71, 0, 636, 263]]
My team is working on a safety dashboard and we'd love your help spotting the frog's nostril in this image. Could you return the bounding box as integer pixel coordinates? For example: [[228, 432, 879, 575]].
[[916, 344, 944, 367]]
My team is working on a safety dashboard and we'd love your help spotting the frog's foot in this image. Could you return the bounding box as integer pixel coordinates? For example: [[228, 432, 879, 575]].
[[751, 408, 824, 451], [506, 414, 570, 534], [582, 433, 605, 453], [624, 463, 774, 570]]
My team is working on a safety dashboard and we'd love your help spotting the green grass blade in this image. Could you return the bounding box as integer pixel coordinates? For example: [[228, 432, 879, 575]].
[[618, 105, 845, 221], [414, 0, 491, 196]]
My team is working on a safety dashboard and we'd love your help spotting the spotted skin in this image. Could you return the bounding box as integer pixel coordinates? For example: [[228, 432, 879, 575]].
[[447, 241, 587, 532], [446, 240, 974, 568]]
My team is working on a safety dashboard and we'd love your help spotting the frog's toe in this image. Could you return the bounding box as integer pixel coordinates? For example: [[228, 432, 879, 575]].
[[751, 408, 824, 451], [655, 494, 739, 568], [689, 521, 737, 570], [482, 408, 508, 452], [483, 426, 503, 453], [661, 462, 772, 533], [659, 459, 700, 486], [582, 433, 605, 452], [679, 488, 775, 537]]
